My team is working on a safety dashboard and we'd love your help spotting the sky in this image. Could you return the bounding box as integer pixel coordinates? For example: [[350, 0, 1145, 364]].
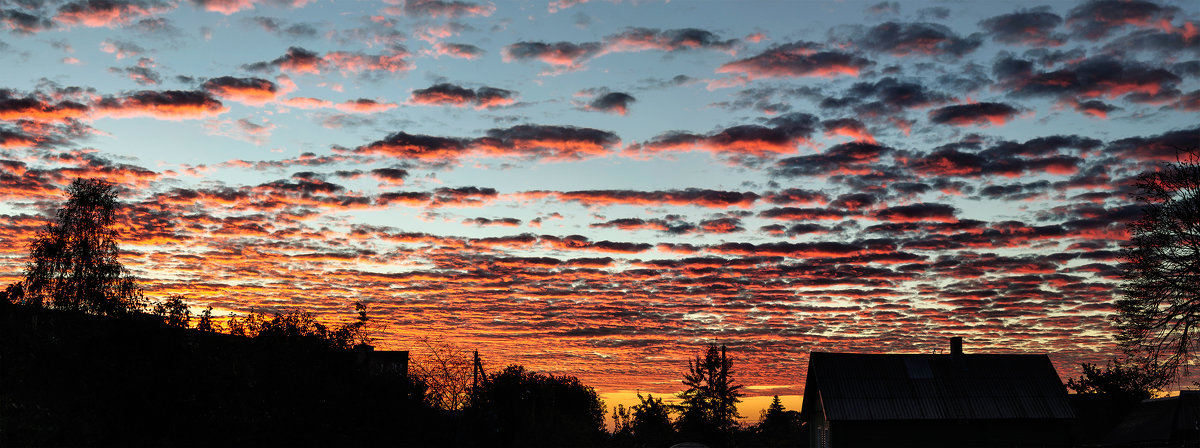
[[1, 0, 1198, 419]]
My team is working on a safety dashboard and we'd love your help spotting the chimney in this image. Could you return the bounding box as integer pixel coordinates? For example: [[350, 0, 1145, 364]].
[[950, 337, 963, 356]]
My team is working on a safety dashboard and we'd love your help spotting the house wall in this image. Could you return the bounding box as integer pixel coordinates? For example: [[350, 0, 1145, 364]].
[[826, 419, 1074, 448], [808, 410, 831, 448]]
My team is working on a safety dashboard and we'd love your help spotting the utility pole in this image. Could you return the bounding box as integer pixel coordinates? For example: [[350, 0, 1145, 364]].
[[471, 350, 484, 406]]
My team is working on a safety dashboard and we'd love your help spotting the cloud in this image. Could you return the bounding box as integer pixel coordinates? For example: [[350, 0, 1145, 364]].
[[822, 118, 875, 143], [540, 235, 652, 253], [324, 48, 414, 76], [698, 217, 742, 234], [535, 188, 759, 208], [282, 97, 333, 109], [763, 188, 828, 205], [201, 76, 280, 105], [375, 191, 432, 206], [94, 90, 227, 120], [0, 128, 41, 148], [823, 77, 951, 116], [707, 241, 890, 258], [503, 41, 604, 71], [353, 126, 616, 165], [1104, 126, 1200, 162], [410, 83, 515, 109], [630, 112, 818, 158], [996, 55, 1182, 105], [2, 9, 54, 34], [399, 0, 495, 18], [192, 0, 253, 15], [907, 141, 1085, 178], [717, 42, 872, 79], [0, 89, 89, 123], [502, 27, 738, 73], [1172, 90, 1200, 111], [1103, 27, 1200, 56], [758, 207, 849, 221], [353, 131, 470, 161], [474, 125, 620, 161], [464, 217, 521, 227], [431, 186, 498, 207], [980, 7, 1065, 46], [547, 0, 587, 13], [866, 2, 900, 15], [430, 42, 485, 59], [873, 203, 958, 223], [108, 58, 162, 85], [605, 27, 737, 53], [849, 21, 982, 57], [928, 102, 1021, 127], [188, 0, 312, 14], [1073, 99, 1119, 118], [247, 46, 323, 73], [244, 46, 413, 77], [369, 167, 408, 186], [1067, 0, 1179, 40], [590, 217, 694, 234], [55, 0, 171, 29], [584, 92, 635, 115], [771, 141, 893, 177], [830, 192, 878, 211], [333, 98, 398, 113], [204, 117, 274, 144], [249, 16, 318, 38]]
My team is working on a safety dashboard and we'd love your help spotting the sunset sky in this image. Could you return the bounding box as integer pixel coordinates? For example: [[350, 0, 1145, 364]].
[[1, 0, 1198, 418]]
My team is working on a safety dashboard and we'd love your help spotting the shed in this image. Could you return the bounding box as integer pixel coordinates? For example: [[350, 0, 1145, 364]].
[[1104, 390, 1200, 447], [801, 338, 1075, 447]]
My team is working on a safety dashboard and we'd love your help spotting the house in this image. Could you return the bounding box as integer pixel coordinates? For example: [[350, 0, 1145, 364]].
[[1104, 390, 1200, 447], [801, 338, 1076, 448], [354, 344, 409, 378]]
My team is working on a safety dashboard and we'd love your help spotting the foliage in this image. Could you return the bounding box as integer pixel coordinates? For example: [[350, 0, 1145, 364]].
[[19, 178, 143, 316], [611, 403, 633, 439], [413, 337, 475, 411], [752, 395, 803, 448], [675, 344, 743, 445], [1066, 359, 1164, 404], [630, 393, 675, 447], [196, 306, 219, 332], [473, 364, 607, 447], [345, 301, 383, 346], [1, 282, 24, 306], [1115, 147, 1200, 383], [152, 295, 191, 328], [224, 307, 364, 351]]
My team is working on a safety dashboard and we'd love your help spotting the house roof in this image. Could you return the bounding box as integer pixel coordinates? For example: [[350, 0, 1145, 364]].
[[1105, 391, 1200, 446], [801, 351, 1075, 421]]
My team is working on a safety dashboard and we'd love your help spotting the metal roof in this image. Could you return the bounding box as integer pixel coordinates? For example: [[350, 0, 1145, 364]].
[[801, 352, 1076, 421]]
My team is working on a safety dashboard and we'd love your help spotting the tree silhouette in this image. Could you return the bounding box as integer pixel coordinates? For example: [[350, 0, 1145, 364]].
[[412, 337, 474, 411], [1066, 359, 1162, 404], [630, 393, 675, 447], [1115, 147, 1200, 383], [472, 365, 606, 447], [1, 282, 23, 306], [196, 306, 219, 332], [223, 308, 361, 350], [611, 403, 633, 440], [18, 178, 143, 315], [152, 295, 191, 328], [675, 344, 742, 445], [754, 395, 803, 447]]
